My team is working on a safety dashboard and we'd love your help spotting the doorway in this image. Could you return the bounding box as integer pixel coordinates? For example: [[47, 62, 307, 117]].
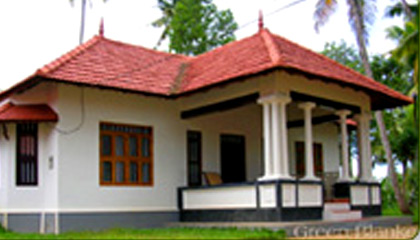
[[295, 141, 324, 178], [187, 131, 202, 187], [220, 134, 246, 183]]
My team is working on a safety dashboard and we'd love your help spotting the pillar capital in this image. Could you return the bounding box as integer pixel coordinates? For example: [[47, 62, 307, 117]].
[[354, 111, 372, 121], [257, 92, 291, 105], [335, 109, 351, 118], [298, 101, 316, 110]]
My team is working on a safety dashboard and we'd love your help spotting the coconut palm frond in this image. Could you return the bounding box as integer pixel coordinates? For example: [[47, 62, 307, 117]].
[[387, 18, 419, 85], [386, 25, 405, 41], [314, 0, 338, 33], [347, 0, 376, 45]]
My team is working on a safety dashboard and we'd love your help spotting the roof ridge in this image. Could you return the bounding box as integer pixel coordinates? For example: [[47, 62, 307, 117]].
[[260, 29, 282, 65], [169, 62, 189, 94], [269, 33, 411, 100], [271, 33, 379, 85], [101, 37, 190, 60], [37, 35, 104, 76], [190, 31, 262, 60]]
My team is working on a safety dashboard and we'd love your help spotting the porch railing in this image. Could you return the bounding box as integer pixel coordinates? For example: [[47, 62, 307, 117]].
[[178, 179, 324, 222], [349, 182, 382, 216]]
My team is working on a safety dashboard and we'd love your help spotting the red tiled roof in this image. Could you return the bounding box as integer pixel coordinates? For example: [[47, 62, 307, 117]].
[[0, 103, 58, 122], [37, 36, 189, 95], [0, 29, 412, 110], [179, 32, 274, 92]]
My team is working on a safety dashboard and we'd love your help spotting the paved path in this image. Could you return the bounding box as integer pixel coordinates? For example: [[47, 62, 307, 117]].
[[170, 216, 414, 237], [290, 225, 418, 239]]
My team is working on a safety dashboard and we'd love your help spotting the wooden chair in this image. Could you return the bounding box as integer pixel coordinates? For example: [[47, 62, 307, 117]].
[[203, 172, 223, 185]]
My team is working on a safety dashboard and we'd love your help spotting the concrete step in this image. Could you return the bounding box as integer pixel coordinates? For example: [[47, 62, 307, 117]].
[[323, 201, 361, 221], [323, 209, 362, 221], [324, 202, 350, 211], [326, 198, 350, 203]]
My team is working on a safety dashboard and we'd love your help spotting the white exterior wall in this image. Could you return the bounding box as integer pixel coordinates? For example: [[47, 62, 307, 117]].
[[350, 185, 370, 205], [288, 123, 340, 176], [297, 184, 323, 207], [186, 104, 262, 181], [282, 183, 296, 207], [0, 82, 59, 213], [55, 84, 186, 212], [0, 68, 372, 213], [259, 184, 276, 208], [183, 185, 256, 210], [275, 71, 371, 111]]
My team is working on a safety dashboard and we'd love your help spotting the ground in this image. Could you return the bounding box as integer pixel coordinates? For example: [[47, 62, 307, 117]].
[[0, 228, 285, 239], [0, 225, 417, 239]]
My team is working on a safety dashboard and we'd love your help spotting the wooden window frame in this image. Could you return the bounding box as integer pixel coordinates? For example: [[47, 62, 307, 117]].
[[16, 123, 38, 186], [99, 122, 153, 186]]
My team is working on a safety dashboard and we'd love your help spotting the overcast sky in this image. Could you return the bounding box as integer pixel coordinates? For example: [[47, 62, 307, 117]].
[[0, 0, 405, 91]]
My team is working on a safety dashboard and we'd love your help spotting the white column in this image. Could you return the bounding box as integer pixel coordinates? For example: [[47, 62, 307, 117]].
[[258, 100, 273, 180], [278, 97, 292, 179], [336, 109, 352, 182], [298, 102, 317, 180], [258, 93, 291, 180], [355, 112, 373, 182], [271, 101, 282, 178]]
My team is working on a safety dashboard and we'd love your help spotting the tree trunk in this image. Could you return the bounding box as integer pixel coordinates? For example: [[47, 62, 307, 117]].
[[347, 0, 411, 214], [401, 160, 407, 200], [400, 0, 413, 19], [79, 0, 87, 44]]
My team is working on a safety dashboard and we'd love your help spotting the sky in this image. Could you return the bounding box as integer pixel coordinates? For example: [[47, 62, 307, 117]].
[[0, 0, 410, 181]]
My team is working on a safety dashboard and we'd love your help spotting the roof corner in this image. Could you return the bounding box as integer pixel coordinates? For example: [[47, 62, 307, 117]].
[[37, 35, 103, 76], [260, 28, 282, 65]]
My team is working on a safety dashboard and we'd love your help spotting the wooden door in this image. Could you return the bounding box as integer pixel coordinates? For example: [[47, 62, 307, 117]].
[[187, 131, 202, 186], [220, 134, 246, 183], [295, 142, 323, 178]]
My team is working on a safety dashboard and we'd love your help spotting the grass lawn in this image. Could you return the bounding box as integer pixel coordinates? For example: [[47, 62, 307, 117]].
[[0, 228, 286, 239], [382, 206, 404, 216], [382, 205, 418, 224]]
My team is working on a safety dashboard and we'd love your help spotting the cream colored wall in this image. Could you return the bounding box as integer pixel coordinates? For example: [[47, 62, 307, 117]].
[[0, 122, 58, 213], [55, 84, 186, 212], [0, 82, 59, 213], [288, 122, 340, 175], [185, 104, 262, 181], [183, 185, 257, 210], [0, 68, 372, 213], [276, 71, 371, 112], [7, 82, 58, 107], [178, 70, 367, 182], [179, 74, 270, 111]]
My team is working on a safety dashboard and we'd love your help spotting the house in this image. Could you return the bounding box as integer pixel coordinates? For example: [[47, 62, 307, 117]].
[[0, 27, 412, 233]]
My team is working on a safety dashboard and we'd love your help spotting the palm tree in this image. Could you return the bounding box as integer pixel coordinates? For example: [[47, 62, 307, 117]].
[[69, 0, 108, 44], [386, 2, 418, 93], [152, 0, 179, 48], [314, 0, 411, 214], [386, 1, 419, 182]]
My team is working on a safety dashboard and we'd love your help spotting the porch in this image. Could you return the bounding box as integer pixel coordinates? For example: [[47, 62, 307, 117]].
[[178, 179, 381, 222], [179, 86, 382, 222]]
